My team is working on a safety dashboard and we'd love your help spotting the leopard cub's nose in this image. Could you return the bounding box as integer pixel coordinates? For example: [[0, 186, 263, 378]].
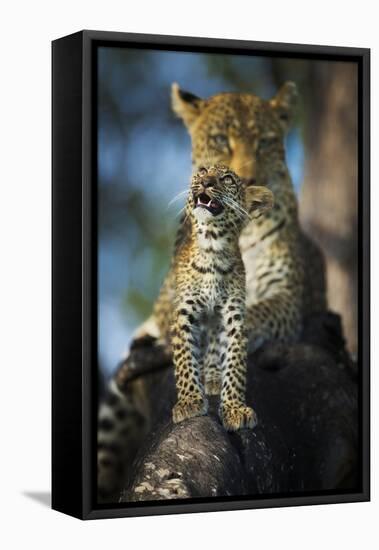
[[202, 176, 217, 189]]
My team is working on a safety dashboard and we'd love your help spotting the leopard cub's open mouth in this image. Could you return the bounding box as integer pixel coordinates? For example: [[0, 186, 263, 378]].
[[193, 192, 224, 216]]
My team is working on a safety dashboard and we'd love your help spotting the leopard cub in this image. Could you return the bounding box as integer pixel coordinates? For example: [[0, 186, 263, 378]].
[[170, 164, 274, 431]]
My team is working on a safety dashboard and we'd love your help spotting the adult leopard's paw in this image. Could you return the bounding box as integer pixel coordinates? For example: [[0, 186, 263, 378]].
[[220, 404, 258, 431], [172, 397, 208, 423]]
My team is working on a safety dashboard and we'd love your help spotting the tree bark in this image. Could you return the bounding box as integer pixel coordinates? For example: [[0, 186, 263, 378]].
[[118, 312, 358, 502]]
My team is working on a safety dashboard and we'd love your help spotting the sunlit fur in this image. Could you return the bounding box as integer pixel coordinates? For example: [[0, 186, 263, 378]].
[[165, 165, 273, 430]]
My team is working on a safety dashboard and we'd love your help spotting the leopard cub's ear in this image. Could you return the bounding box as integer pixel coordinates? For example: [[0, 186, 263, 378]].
[[244, 186, 274, 217], [171, 82, 204, 129], [270, 81, 298, 132]]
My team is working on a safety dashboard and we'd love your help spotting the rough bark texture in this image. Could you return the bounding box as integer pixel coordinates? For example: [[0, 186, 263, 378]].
[[118, 311, 358, 503]]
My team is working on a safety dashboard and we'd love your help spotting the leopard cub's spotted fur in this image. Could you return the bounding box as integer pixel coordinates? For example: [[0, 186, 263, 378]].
[[168, 164, 273, 431]]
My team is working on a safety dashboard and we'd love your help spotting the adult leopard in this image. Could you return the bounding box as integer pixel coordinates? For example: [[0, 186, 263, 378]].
[[141, 81, 326, 351]]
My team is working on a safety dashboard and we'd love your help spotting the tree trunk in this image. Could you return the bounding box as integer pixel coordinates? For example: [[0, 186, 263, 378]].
[[300, 62, 358, 354], [118, 312, 358, 502]]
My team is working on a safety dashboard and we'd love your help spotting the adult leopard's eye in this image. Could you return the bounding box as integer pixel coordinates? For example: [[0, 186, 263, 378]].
[[258, 136, 277, 149], [212, 134, 229, 149], [198, 167, 208, 176]]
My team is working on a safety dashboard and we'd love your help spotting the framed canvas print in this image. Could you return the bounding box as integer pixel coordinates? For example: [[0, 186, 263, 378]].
[[52, 30, 370, 520]]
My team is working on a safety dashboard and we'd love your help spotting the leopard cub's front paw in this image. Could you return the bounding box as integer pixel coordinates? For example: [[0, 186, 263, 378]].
[[172, 396, 208, 424], [220, 404, 257, 432]]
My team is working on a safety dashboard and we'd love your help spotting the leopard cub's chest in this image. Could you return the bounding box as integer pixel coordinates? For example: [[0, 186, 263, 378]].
[[177, 226, 243, 312], [197, 269, 229, 310]]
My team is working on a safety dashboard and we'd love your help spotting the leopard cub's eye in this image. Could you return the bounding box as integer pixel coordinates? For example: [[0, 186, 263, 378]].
[[212, 134, 229, 148], [222, 176, 233, 185]]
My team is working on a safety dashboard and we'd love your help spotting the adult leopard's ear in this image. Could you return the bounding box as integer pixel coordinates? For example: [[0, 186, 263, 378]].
[[245, 186, 274, 217], [270, 81, 298, 132], [171, 83, 204, 128]]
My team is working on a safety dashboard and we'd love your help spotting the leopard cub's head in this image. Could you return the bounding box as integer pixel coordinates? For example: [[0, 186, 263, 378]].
[[187, 164, 274, 231]]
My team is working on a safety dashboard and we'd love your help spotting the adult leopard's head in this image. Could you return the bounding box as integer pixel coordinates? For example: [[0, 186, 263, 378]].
[[187, 164, 273, 231], [171, 82, 297, 187]]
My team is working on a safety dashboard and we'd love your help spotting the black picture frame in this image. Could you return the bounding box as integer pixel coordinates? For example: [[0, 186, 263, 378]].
[[52, 30, 370, 520]]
